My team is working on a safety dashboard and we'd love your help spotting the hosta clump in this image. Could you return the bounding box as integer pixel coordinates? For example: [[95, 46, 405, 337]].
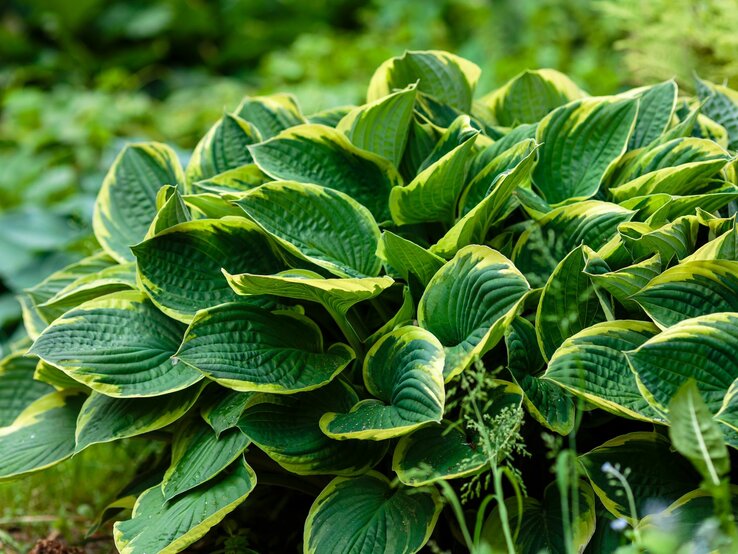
[[4, 50, 738, 552]]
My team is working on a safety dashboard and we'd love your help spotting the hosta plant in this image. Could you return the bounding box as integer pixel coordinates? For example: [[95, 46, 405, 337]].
[[4, 50, 738, 553]]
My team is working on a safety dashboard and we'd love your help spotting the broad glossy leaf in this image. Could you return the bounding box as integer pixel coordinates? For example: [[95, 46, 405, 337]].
[[482, 68, 585, 126], [399, 117, 439, 179], [394, 382, 522, 485], [0, 391, 85, 480], [390, 117, 477, 225], [696, 77, 738, 150], [176, 302, 354, 393], [249, 124, 401, 221], [320, 326, 444, 440], [513, 200, 633, 285], [482, 481, 596, 554], [24, 253, 117, 332], [579, 432, 700, 522], [162, 419, 250, 500], [631, 189, 738, 227], [377, 231, 444, 288], [609, 143, 729, 202], [533, 98, 638, 204], [225, 269, 393, 318], [634, 260, 738, 328], [34, 360, 88, 392], [543, 320, 662, 421], [392, 422, 487, 486], [459, 138, 537, 216], [612, 137, 728, 186], [625, 81, 678, 150], [337, 84, 416, 166], [235, 181, 381, 277], [181, 192, 244, 219], [307, 106, 353, 127], [0, 352, 54, 427], [619, 215, 698, 264], [39, 262, 137, 317], [433, 142, 537, 258], [668, 381, 730, 486], [133, 217, 284, 322], [304, 471, 441, 554], [368, 50, 481, 112], [505, 317, 575, 435], [684, 224, 738, 262], [75, 384, 205, 451], [146, 185, 190, 237], [93, 143, 185, 263], [114, 458, 256, 554], [190, 164, 268, 194], [468, 123, 537, 178], [238, 380, 387, 475], [585, 254, 661, 313], [626, 312, 738, 413], [536, 246, 607, 360], [418, 245, 530, 380], [30, 291, 201, 397], [185, 113, 260, 183], [694, 113, 729, 147], [235, 93, 305, 139], [418, 114, 478, 171], [200, 389, 254, 436]]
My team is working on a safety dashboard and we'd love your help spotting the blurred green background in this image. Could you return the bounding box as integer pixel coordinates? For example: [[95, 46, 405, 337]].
[[1, 0, 737, 550]]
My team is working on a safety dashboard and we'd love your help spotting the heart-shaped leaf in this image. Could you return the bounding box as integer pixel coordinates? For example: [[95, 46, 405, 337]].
[[94, 143, 185, 263], [624, 80, 677, 149], [368, 50, 480, 112], [505, 317, 574, 435], [0, 352, 54, 427], [320, 326, 444, 440], [536, 246, 608, 360], [249, 124, 401, 221], [235, 181, 382, 277], [633, 260, 738, 328], [513, 200, 633, 285], [133, 217, 285, 322], [75, 384, 205, 451], [419, 245, 530, 380], [0, 391, 85, 480], [177, 302, 353, 393], [481, 68, 585, 126], [114, 458, 256, 554], [304, 471, 442, 554], [433, 141, 537, 258], [390, 116, 477, 225], [579, 432, 700, 522], [337, 84, 416, 166], [543, 320, 662, 421], [235, 93, 305, 139], [30, 291, 201, 397], [185, 113, 261, 183], [377, 231, 444, 288], [161, 419, 250, 500], [533, 97, 638, 204], [237, 380, 387, 475], [626, 312, 738, 413], [482, 481, 597, 554]]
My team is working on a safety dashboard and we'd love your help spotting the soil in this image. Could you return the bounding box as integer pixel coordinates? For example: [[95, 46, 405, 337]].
[[28, 539, 84, 554]]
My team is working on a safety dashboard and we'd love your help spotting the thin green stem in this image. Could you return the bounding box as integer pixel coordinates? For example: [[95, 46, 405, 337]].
[[328, 307, 364, 358], [437, 481, 475, 552]]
